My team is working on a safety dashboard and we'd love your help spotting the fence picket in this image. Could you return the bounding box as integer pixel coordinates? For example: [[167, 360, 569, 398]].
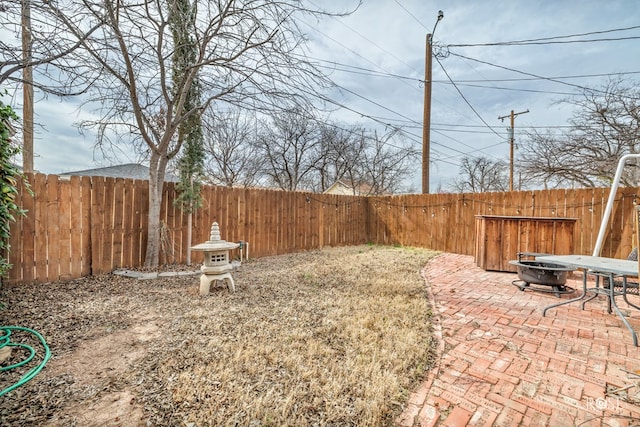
[[59, 177, 72, 280], [45, 175, 60, 281]]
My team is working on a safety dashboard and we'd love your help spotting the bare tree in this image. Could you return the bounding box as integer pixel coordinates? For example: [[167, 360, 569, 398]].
[[0, 1, 102, 93], [202, 108, 264, 187], [204, 111, 415, 195], [517, 130, 598, 189], [310, 126, 416, 195], [360, 130, 416, 195], [256, 107, 323, 191], [312, 123, 367, 193], [1, 1, 106, 172], [518, 77, 640, 189], [50, 0, 349, 266], [454, 156, 509, 193]]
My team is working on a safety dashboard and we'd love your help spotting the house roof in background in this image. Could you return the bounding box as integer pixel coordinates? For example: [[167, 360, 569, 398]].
[[59, 163, 178, 182], [324, 180, 377, 196]]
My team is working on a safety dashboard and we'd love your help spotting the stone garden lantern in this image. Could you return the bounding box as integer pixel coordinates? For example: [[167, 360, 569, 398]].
[[190, 222, 239, 295]]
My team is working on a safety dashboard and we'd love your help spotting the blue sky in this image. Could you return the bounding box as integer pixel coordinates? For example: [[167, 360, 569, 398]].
[[13, 0, 640, 192]]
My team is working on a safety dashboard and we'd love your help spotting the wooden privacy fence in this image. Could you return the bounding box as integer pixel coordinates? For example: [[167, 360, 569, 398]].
[[6, 173, 640, 285], [6, 174, 368, 285]]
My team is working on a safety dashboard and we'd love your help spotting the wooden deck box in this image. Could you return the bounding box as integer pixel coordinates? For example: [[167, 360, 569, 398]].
[[475, 215, 577, 272]]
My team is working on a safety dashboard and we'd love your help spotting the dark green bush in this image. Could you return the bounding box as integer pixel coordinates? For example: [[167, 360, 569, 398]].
[[0, 99, 25, 278]]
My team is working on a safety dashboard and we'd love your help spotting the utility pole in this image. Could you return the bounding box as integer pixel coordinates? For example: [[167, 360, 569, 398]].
[[22, 0, 34, 173], [422, 10, 443, 194], [498, 109, 529, 191]]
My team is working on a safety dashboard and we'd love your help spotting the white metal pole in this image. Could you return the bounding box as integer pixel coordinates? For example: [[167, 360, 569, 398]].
[[593, 154, 640, 256]]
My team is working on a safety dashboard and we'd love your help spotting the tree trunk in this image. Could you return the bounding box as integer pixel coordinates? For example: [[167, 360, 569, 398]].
[[144, 151, 167, 268], [145, 178, 162, 268], [186, 211, 192, 265]]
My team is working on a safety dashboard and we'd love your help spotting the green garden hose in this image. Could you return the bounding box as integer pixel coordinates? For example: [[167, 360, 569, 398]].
[[0, 326, 51, 397]]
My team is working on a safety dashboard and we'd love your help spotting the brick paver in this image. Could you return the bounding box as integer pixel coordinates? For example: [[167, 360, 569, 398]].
[[397, 253, 640, 426]]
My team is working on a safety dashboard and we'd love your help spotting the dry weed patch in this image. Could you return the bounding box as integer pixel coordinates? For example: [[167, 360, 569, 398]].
[[0, 245, 437, 426]]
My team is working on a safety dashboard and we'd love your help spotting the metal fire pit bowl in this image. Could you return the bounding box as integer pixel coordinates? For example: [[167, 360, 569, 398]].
[[508, 259, 576, 297]]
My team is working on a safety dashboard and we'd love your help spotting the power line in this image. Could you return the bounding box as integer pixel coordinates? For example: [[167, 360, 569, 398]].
[[449, 35, 640, 47], [307, 57, 421, 83], [443, 70, 640, 83], [431, 128, 503, 160], [433, 122, 576, 130], [337, 85, 420, 127], [305, 54, 640, 88], [433, 70, 640, 83], [306, 115, 415, 154], [310, 88, 510, 152], [433, 127, 507, 134], [306, 0, 421, 75], [300, 18, 640, 179], [328, 82, 575, 149], [448, 51, 640, 98], [392, 0, 429, 31], [436, 140, 507, 162], [447, 25, 640, 47], [450, 82, 576, 96], [310, 90, 503, 170], [298, 87, 421, 151], [327, 9, 420, 75], [299, 21, 420, 94], [324, 82, 506, 159], [434, 55, 506, 140], [307, 66, 623, 145]]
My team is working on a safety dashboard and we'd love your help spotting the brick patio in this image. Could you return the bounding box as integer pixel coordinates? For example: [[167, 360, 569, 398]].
[[397, 253, 640, 427]]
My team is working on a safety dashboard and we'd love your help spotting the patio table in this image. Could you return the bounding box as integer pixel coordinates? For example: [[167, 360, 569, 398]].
[[537, 254, 640, 346]]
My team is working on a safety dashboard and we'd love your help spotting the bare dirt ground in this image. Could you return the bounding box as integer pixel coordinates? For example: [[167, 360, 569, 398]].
[[0, 245, 438, 426]]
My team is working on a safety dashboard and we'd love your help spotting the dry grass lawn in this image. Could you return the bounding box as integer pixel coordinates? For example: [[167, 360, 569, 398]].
[[0, 245, 438, 426]]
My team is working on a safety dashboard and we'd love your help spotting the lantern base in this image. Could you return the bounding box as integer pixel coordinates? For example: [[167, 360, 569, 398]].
[[201, 264, 232, 274], [200, 272, 235, 295]]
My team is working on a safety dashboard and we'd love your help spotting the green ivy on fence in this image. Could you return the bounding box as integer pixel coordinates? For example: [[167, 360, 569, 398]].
[[0, 97, 26, 280]]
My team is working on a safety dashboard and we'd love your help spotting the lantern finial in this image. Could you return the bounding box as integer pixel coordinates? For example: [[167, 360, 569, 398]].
[[209, 222, 221, 242]]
